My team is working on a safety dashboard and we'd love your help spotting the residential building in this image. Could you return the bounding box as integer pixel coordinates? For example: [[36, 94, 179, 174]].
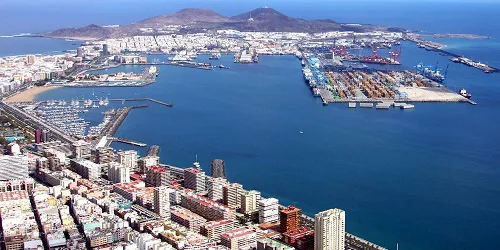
[[200, 219, 235, 241], [207, 177, 227, 203], [223, 183, 242, 209], [154, 186, 172, 218], [145, 165, 170, 187], [314, 208, 345, 250], [183, 167, 206, 192], [240, 190, 261, 214], [170, 206, 207, 231], [71, 140, 91, 159], [181, 192, 234, 221], [108, 162, 130, 183], [118, 150, 138, 172], [280, 206, 302, 233], [258, 198, 279, 224], [220, 227, 257, 250]]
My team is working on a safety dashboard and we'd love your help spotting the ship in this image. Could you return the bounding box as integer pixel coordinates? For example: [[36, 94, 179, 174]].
[[459, 88, 472, 99], [209, 53, 221, 60]]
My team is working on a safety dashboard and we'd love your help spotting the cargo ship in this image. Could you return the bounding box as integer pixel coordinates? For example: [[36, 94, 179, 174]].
[[459, 88, 472, 99]]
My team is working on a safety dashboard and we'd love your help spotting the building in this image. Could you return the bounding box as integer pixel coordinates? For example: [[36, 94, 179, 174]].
[[118, 150, 139, 172], [154, 186, 172, 218], [76, 47, 84, 57], [282, 227, 314, 250], [183, 167, 206, 193], [200, 219, 235, 241], [180, 192, 234, 221], [108, 162, 130, 183], [280, 206, 302, 233], [34, 129, 42, 143], [240, 190, 261, 214], [223, 183, 242, 209], [211, 159, 226, 179], [258, 198, 279, 224], [72, 159, 100, 180], [138, 155, 160, 172], [314, 208, 345, 250], [26, 55, 36, 65], [257, 238, 295, 250], [7, 143, 20, 156], [145, 165, 170, 187], [0, 155, 28, 181], [92, 147, 115, 164], [170, 206, 207, 231], [220, 227, 257, 250], [207, 177, 227, 203], [41, 129, 49, 142], [102, 44, 109, 55], [72, 140, 91, 159]]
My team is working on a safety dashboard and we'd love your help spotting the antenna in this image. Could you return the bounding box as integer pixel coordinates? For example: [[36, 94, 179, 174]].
[[397, 243, 399, 250]]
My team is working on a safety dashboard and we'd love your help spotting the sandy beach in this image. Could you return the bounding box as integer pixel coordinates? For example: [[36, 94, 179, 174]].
[[4, 86, 62, 103]]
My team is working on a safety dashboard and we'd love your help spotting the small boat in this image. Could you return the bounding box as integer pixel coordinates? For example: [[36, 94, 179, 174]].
[[459, 88, 472, 99], [400, 104, 415, 109], [322, 100, 328, 106], [299, 131, 304, 134]]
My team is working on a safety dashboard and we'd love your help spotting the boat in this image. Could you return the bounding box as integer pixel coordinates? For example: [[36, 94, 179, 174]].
[[348, 102, 356, 108], [376, 103, 391, 109], [459, 88, 472, 99], [209, 53, 221, 60], [218, 64, 226, 69], [299, 131, 304, 134], [400, 104, 415, 109], [359, 103, 374, 108], [322, 100, 328, 106]]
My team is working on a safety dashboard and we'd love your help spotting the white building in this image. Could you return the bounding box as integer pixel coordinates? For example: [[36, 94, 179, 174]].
[[154, 186, 173, 218], [207, 177, 227, 202], [240, 190, 261, 214], [118, 150, 139, 172], [108, 162, 130, 183], [258, 198, 279, 224], [72, 159, 100, 180], [72, 140, 91, 159], [314, 208, 345, 250]]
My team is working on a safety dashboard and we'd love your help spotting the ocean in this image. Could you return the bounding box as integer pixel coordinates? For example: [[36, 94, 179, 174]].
[[3, 1, 500, 249]]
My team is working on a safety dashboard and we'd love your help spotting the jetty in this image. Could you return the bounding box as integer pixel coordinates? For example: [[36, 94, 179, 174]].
[[109, 137, 147, 147]]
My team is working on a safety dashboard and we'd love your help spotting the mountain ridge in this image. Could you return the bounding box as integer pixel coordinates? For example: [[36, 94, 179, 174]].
[[43, 7, 403, 40]]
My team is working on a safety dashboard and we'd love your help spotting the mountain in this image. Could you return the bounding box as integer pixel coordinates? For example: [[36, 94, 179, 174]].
[[47, 24, 112, 40], [135, 8, 229, 27], [44, 7, 398, 40]]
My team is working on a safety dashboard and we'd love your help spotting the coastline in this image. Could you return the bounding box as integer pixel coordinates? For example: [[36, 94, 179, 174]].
[[4, 85, 62, 103]]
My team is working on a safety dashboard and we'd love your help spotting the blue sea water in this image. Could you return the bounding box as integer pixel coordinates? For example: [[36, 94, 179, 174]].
[[3, 1, 500, 249]]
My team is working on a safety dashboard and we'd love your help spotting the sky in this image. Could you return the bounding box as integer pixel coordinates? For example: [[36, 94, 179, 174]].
[[0, 0, 499, 35]]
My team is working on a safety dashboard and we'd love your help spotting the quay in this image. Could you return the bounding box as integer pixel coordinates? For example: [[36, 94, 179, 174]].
[[109, 137, 147, 147], [40, 98, 174, 107], [100, 105, 148, 137]]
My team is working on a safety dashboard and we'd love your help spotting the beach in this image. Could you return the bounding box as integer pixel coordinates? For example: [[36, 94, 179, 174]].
[[4, 85, 61, 102]]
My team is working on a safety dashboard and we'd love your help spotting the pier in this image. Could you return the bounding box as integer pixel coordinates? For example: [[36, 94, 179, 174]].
[[100, 105, 149, 137], [109, 137, 147, 147]]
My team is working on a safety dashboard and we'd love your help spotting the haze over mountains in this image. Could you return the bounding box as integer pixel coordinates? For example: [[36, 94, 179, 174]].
[[45, 7, 403, 40]]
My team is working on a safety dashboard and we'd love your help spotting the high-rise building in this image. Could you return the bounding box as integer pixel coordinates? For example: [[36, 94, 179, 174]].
[[280, 206, 302, 233], [71, 159, 100, 180], [145, 165, 170, 187], [34, 129, 42, 144], [108, 162, 130, 183], [26, 55, 36, 65], [211, 159, 226, 179], [118, 150, 138, 172], [223, 183, 243, 209], [92, 147, 115, 164], [41, 129, 49, 142], [76, 47, 84, 57], [240, 190, 261, 214], [183, 167, 206, 192], [102, 44, 109, 55], [153, 186, 172, 218], [71, 140, 91, 159], [207, 177, 227, 203], [314, 208, 345, 250], [220, 227, 257, 250], [258, 198, 279, 224]]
